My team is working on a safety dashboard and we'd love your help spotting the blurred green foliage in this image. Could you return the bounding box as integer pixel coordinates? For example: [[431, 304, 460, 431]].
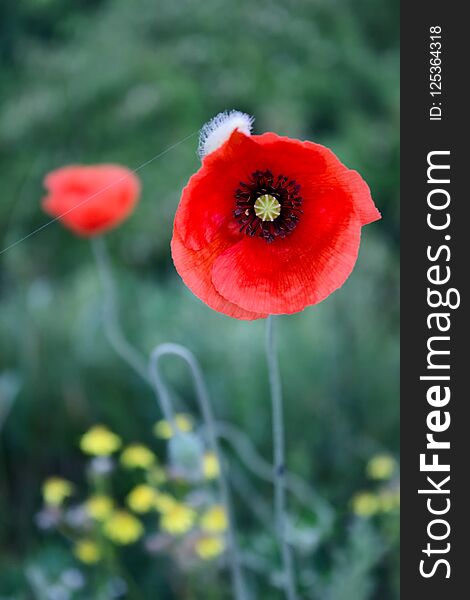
[[0, 0, 399, 598]]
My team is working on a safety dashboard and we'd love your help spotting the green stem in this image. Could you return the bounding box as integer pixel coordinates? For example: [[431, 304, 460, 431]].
[[266, 316, 297, 600], [91, 237, 149, 382], [149, 344, 248, 600]]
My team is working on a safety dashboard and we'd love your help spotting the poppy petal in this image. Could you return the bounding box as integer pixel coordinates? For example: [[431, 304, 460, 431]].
[[175, 132, 261, 251], [171, 228, 266, 320], [338, 169, 381, 226], [237, 134, 380, 227], [211, 213, 362, 315]]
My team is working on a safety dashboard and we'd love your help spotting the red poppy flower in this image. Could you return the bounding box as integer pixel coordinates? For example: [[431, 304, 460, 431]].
[[171, 111, 381, 320], [42, 164, 141, 237]]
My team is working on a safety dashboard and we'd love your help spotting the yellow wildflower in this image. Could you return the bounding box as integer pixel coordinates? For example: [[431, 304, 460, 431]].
[[74, 539, 101, 564], [154, 492, 177, 513], [80, 425, 122, 456], [202, 452, 220, 480], [200, 505, 228, 534], [153, 414, 193, 439], [351, 492, 380, 517], [366, 454, 397, 481], [126, 484, 157, 514], [42, 477, 73, 506], [120, 444, 156, 470], [103, 511, 143, 545], [195, 535, 225, 560], [85, 495, 114, 521], [160, 502, 196, 535]]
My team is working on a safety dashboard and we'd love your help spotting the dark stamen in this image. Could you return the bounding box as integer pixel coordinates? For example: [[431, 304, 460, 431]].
[[234, 170, 303, 243]]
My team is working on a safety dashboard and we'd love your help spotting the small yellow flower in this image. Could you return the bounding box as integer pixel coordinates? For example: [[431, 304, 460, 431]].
[[366, 454, 397, 481], [74, 539, 101, 564], [202, 452, 220, 480], [153, 414, 193, 439], [42, 477, 73, 506], [195, 536, 225, 560], [160, 502, 196, 535], [126, 484, 157, 514], [351, 492, 380, 517], [200, 505, 228, 534], [80, 425, 122, 456], [85, 495, 114, 521], [120, 444, 156, 470], [378, 489, 400, 512], [153, 492, 177, 513], [103, 511, 143, 545]]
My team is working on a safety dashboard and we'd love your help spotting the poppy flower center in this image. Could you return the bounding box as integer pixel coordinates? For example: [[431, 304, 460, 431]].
[[234, 170, 303, 243], [254, 194, 281, 222]]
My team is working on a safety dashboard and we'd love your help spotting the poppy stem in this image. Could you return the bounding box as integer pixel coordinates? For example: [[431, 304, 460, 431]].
[[148, 343, 248, 600], [90, 237, 149, 383], [148, 346, 179, 428], [266, 315, 298, 600]]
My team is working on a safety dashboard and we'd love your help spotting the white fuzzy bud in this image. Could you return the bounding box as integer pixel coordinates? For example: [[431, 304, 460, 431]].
[[198, 110, 254, 158]]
